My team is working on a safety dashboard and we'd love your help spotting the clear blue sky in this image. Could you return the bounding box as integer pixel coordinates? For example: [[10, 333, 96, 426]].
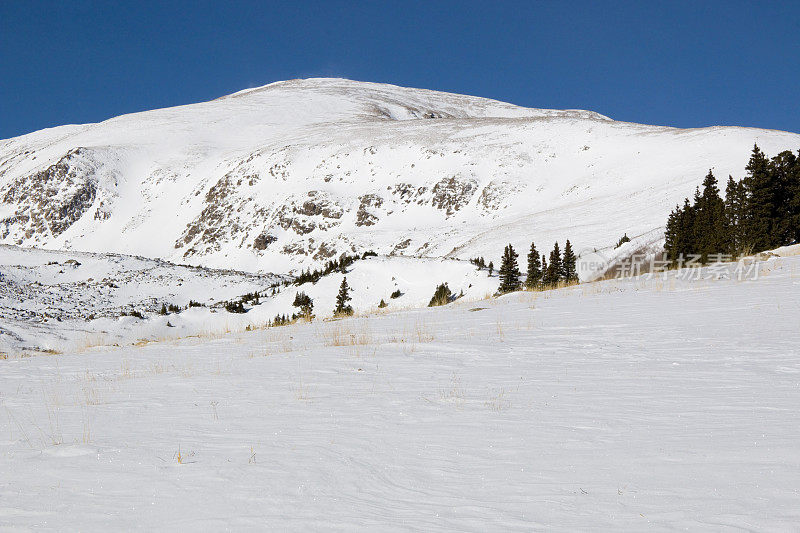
[[1, 0, 799, 139]]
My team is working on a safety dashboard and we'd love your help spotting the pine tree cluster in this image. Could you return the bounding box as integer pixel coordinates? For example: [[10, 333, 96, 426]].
[[665, 145, 800, 263], [428, 282, 453, 307], [293, 253, 361, 285], [159, 302, 182, 315], [239, 291, 261, 305], [469, 257, 487, 269], [221, 290, 265, 314], [292, 291, 314, 319], [615, 233, 631, 248], [497, 240, 578, 294], [122, 299, 210, 320], [270, 314, 292, 327], [225, 300, 246, 313]]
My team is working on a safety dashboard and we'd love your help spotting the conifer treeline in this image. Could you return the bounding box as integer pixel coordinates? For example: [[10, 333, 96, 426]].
[[495, 240, 578, 294], [665, 145, 800, 263], [293, 253, 361, 285]]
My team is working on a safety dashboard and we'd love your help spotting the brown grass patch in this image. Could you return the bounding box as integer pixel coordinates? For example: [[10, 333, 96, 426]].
[[323, 323, 373, 346]]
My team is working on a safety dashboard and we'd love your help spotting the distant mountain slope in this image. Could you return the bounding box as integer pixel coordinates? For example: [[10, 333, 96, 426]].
[[1, 78, 798, 273], [0, 244, 493, 353], [0, 244, 284, 353]]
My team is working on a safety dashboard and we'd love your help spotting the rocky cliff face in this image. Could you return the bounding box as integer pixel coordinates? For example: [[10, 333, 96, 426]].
[[0, 78, 798, 274], [0, 148, 107, 243]]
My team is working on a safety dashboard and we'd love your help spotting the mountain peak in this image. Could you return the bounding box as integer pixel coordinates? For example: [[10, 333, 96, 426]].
[[221, 77, 612, 122], [0, 80, 798, 276]]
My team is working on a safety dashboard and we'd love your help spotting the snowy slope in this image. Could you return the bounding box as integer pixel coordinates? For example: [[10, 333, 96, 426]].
[[1, 78, 798, 274], [1, 252, 799, 530], [0, 245, 496, 354], [0, 245, 284, 353]]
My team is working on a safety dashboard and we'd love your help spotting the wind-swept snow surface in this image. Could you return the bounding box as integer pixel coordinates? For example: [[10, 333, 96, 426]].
[[2, 254, 799, 530]]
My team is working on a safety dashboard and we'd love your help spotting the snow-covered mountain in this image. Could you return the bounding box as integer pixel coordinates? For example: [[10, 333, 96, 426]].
[[1, 78, 799, 273], [4, 78, 800, 528]]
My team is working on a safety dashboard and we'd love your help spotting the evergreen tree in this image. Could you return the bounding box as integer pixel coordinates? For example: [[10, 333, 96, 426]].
[[724, 176, 748, 256], [743, 144, 774, 251], [665, 196, 702, 266], [292, 291, 314, 319], [769, 150, 798, 246], [790, 150, 800, 244], [470, 257, 486, 269], [677, 197, 696, 262], [524, 242, 542, 289], [334, 277, 354, 316], [690, 187, 703, 254], [695, 170, 728, 262], [488, 261, 494, 276], [561, 240, 578, 283], [498, 244, 522, 293], [225, 301, 246, 313], [428, 282, 453, 307], [664, 204, 681, 263], [540, 256, 548, 285], [544, 242, 562, 286]]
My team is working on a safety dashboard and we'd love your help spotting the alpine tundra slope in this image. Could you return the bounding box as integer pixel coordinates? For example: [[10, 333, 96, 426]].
[[1, 78, 799, 274]]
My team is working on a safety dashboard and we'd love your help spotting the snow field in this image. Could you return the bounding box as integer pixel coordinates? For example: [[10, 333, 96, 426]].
[[1, 254, 799, 530]]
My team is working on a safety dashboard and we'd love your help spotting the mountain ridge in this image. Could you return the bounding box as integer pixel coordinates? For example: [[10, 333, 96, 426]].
[[1, 78, 798, 275]]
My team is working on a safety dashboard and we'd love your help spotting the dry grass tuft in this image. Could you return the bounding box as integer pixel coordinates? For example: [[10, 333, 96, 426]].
[[495, 318, 505, 342], [74, 333, 113, 353], [439, 373, 465, 406], [413, 321, 434, 343], [248, 347, 271, 358], [81, 385, 103, 406], [81, 407, 92, 444], [484, 388, 512, 412], [323, 323, 373, 347], [120, 358, 135, 380], [292, 375, 313, 401]]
